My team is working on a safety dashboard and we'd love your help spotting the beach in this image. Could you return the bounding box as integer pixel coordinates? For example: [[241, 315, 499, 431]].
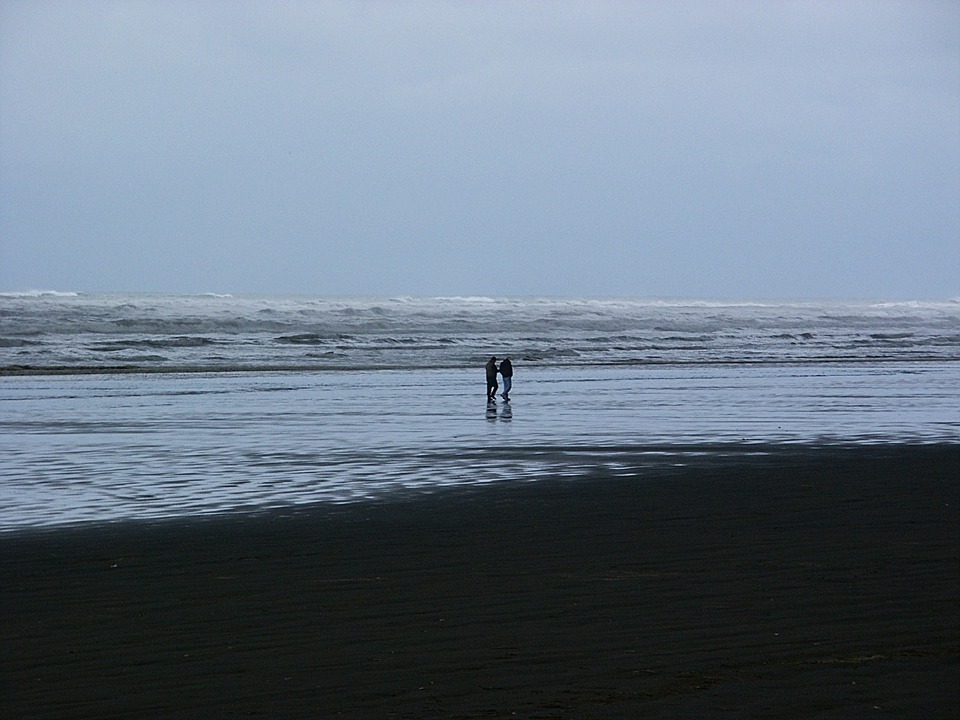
[[2, 444, 957, 718]]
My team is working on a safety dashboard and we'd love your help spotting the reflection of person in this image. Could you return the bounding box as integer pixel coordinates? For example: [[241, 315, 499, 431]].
[[485, 356, 499, 401], [499, 357, 513, 400]]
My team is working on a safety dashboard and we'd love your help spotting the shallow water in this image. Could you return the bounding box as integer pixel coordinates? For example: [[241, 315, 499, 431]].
[[2, 361, 957, 532]]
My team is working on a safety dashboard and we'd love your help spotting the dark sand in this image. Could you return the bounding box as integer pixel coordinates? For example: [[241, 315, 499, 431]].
[[2, 445, 957, 719]]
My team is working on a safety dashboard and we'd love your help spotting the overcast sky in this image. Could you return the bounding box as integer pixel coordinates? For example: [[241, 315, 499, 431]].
[[1, 1, 957, 299]]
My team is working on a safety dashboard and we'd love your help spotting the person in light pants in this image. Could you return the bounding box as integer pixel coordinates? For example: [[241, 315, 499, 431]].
[[499, 357, 513, 401]]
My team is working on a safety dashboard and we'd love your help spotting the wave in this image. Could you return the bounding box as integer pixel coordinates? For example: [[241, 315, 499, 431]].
[[4, 353, 958, 378], [0, 337, 43, 347], [90, 337, 219, 352], [0, 290, 80, 298], [275, 333, 353, 345], [1, 294, 957, 372]]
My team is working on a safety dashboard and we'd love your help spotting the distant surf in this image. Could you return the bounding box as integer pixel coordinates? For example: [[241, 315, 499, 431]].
[[1, 293, 957, 374]]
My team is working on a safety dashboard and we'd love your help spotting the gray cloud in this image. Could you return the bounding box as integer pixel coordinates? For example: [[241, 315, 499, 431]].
[[2, 0, 958, 298]]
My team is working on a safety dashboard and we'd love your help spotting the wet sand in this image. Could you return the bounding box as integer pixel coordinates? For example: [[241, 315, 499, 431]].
[[2, 445, 957, 718]]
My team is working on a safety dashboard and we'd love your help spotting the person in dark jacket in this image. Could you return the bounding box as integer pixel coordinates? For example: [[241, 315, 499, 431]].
[[485, 356, 499, 401], [499, 357, 513, 401]]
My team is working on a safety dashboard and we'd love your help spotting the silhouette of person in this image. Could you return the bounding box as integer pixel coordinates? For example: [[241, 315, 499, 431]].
[[485, 356, 499, 401], [499, 357, 513, 400]]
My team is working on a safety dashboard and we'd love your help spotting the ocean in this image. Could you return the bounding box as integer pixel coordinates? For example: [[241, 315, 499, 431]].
[[2, 292, 958, 532]]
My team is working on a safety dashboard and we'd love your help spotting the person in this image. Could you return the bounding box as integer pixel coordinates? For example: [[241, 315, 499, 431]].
[[485, 356, 499, 401], [499, 357, 513, 400]]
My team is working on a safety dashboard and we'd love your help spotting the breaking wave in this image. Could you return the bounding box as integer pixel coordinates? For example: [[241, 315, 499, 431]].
[[1, 293, 957, 374]]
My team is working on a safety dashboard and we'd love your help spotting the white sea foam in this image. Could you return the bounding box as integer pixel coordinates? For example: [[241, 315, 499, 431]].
[[0, 289, 80, 298], [0, 293, 957, 372]]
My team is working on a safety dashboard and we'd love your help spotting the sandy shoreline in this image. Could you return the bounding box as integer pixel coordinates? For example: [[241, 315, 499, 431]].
[[2, 445, 958, 718]]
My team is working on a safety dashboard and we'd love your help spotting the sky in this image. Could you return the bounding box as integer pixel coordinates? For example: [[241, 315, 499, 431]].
[[1, 1, 958, 299]]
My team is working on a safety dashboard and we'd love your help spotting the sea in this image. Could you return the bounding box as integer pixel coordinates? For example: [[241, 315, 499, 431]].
[[2, 292, 958, 533]]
